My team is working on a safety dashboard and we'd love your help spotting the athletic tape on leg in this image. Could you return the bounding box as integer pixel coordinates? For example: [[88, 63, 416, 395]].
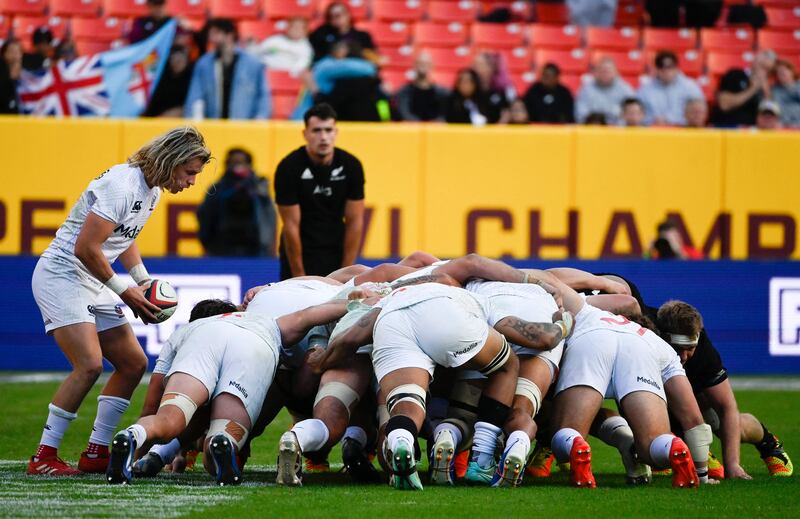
[[387, 384, 426, 413], [515, 377, 542, 417], [684, 423, 712, 466], [207, 419, 249, 450], [313, 381, 360, 416], [480, 336, 511, 376], [159, 392, 198, 426]]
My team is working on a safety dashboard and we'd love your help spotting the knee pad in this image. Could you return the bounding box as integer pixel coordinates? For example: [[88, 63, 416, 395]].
[[159, 392, 198, 426], [207, 419, 249, 450], [479, 335, 511, 376], [515, 377, 543, 418], [386, 384, 427, 414], [701, 407, 720, 433], [313, 381, 360, 416], [684, 423, 712, 464]]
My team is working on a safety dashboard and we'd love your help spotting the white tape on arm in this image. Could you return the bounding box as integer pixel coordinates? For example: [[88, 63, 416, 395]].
[[104, 274, 128, 296], [129, 263, 151, 286]]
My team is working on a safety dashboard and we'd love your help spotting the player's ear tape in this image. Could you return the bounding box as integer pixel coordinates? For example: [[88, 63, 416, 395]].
[[159, 392, 198, 426], [479, 335, 511, 376], [207, 419, 249, 450], [313, 381, 360, 416], [515, 377, 543, 418], [386, 384, 427, 414]]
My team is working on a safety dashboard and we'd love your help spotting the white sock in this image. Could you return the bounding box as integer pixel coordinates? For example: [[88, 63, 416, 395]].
[[434, 422, 463, 448], [292, 419, 330, 453], [597, 416, 637, 473], [471, 421, 502, 468], [88, 395, 130, 447], [150, 438, 181, 464], [505, 430, 531, 459], [342, 426, 368, 448], [387, 427, 415, 452], [39, 403, 77, 450], [551, 428, 582, 463], [649, 434, 675, 469], [128, 424, 148, 446]]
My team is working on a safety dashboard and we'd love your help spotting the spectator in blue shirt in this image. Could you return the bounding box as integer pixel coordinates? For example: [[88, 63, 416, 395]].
[[638, 50, 703, 126]]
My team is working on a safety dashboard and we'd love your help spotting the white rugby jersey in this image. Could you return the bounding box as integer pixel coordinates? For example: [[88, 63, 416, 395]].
[[42, 164, 161, 272], [392, 260, 451, 284], [376, 283, 488, 321], [246, 278, 341, 318], [465, 280, 554, 325], [153, 312, 282, 375]]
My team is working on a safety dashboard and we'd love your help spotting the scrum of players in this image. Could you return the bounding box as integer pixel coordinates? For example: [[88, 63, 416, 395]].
[[105, 252, 794, 489]]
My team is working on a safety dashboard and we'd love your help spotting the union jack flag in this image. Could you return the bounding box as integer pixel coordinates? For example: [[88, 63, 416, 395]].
[[18, 54, 111, 116]]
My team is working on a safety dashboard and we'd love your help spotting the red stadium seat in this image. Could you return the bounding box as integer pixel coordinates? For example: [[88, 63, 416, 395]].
[[758, 28, 800, 53], [319, 0, 369, 21], [471, 22, 525, 49], [424, 45, 474, 71], [12, 15, 67, 47], [759, 0, 799, 6], [560, 72, 583, 95], [181, 15, 206, 30], [535, 2, 568, 24], [696, 74, 717, 102], [592, 49, 645, 75], [645, 48, 704, 77], [764, 7, 800, 30], [75, 38, 112, 54], [0, 0, 46, 16], [381, 44, 415, 69], [272, 93, 298, 119], [621, 73, 641, 89], [268, 68, 303, 94], [263, 0, 315, 20], [0, 14, 9, 38], [586, 26, 640, 51], [534, 48, 589, 74], [209, 0, 260, 19], [71, 16, 126, 41], [479, 1, 531, 21], [168, 0, 207, 18], [373, 0, 425, 22], [413, 21, 468, 48], [51, 0, 100, 17], [706, 50, 755, 77], [700, 28, 754, 52], [428, 0, 479, 22], [431, 68, 457, 87], [643, 28, 698, 52], [103, 0, 148, 17], [491, 46, 532, 72], [510, 70, 535, 96], [380, 68, 412, 93], [239, 19, 285, 43], [615, 2, 643, 26], [358, 20, 410, 47], [528, 23, 581, 50]]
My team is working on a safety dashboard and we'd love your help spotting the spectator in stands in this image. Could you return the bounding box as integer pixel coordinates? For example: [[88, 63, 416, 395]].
[[473, 52, 511, 124], [394, 51, 448, 122], [522, 63, 575, 124], [621, 97, 646, 127], [249, 17, 312, 76], [575, 57, 634, 124], [184, 18, 271, 120], [755, 100, 783, 130], [584, 112, 608, 125], [646, 0, 723, 28], [684, 98, 709, 128], [638, 50, 704, 126], [0, 38, 22, 114], [445, 68, 490, 126], [22, 27, 53, 71], [508, 99, 530, 125], [310, 1, 376, 63], [197, 147, 277, 257], [649, 219, 704, 260], [145, 45, 193, 117], [566, 0, 618, 27], [129, 0, 172, 44], [772, 59, 800, 128], [54, 39, 77, 63], [712, 49, 775, 128]]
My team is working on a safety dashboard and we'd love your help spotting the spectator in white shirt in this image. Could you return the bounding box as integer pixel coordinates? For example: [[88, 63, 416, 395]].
[[638, 50, 703, 126], [249, 17, 313, 76], [575, 57, 635, 124]]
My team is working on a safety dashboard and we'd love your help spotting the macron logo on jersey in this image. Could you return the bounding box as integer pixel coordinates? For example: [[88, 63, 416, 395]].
[[301, 168, 314, 180]]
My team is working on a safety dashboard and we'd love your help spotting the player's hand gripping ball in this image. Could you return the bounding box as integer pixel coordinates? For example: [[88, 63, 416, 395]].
[[143, 279, 178, 323]]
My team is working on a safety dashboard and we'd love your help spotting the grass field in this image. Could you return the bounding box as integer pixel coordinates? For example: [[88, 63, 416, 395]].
[[0, 375, 797, 518]]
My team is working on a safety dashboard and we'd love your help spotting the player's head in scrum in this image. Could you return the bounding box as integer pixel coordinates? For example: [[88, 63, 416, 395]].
[[128, 126, 212, 194], [658, 300, 704, 364]]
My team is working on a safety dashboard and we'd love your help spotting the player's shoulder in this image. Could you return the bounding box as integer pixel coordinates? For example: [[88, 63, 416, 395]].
[[89, 163, 143, 195], [278, 147, 308, 168], [333, 147, 362, 167]]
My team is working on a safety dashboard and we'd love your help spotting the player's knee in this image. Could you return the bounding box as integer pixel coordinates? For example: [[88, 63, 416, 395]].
[[515, 377, 543, 418], [386, 384, 426, 419], [314, 382, 360, 417], [159, 392, 198, 427], [120, 353, 148, 379], [76, 360, 104, 382]]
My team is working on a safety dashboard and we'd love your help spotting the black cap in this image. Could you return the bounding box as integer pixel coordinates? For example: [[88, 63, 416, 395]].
[[32, 26, 53, 45]]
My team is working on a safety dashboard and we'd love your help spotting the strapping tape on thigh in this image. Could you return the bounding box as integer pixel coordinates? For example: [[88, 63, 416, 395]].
[[386, 384, 426, 413], [159, 392, 198, 426], [515, 377, 543, 417], [480, 336, 511, 376], [313, 381, 360, 415]]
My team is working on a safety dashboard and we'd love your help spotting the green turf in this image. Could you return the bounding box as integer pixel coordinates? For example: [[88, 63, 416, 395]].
[[0, 378, 797, 518]]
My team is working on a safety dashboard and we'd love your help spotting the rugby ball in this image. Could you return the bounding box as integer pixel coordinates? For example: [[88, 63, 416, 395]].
[[143, 279, 178, 323]]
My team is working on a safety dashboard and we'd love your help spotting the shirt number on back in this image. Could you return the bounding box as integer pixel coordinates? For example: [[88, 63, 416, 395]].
[[600, 315, 646, 336]]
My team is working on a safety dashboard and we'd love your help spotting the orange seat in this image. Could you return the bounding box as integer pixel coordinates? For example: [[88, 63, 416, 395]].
[[268, 68, 303, 94], [0, 0, 46, 16], [209, 0, 260, 19], [643, 28, 698, 52], [381, 44, 415, 69], [528, 23, 581, 50], [381, 68, 411, 93], [414, 21, 468, 48], [75, 38, 112, 54], [430, 68, 456, 87], [103, 0, 148, 17], [592, 49, 645, 75], [779, 53, 800, 70], [490, 46, 532, 72], [535, 2, 568, 24], [263, 0, 315, 20], [169, 0, 207, 18], [509, 70, 534, 95], [239, 19, 285, 43], [614, 2, 643, 26], [71, 16, 126, 41], [373, 0, 425, 22], [765, 7, 800, 30], [759, 0, 798, 6], [586, 26, 640, 51], [533, 48, 589, 74], [696, 74, 717, 102], [425, 45, 474, 71], [621, 73, 640, 89], [706, 50, 754, 77], [700, 28, 754, 52], [757, 28, 800, 53], [359, 20, 410, 47], [51, 0, 100, 17], [560, 72, 582, 95], [472, 22, 525, 48], [428, 0, 479, 22], [272, 92, 298, 119], [645, 48, 704, 77], [12, 15, 67, 48], [319, 0, 369, 22]]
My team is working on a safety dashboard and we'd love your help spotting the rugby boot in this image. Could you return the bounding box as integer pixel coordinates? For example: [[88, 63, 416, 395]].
[[78, 444, 110, 473], [106, 430, 137, 484], [342, 437, 381, 484], [758, 434, 793, 477], [132, 452, 166, 478], [526, 443, 555, 478], [276, 431, 303, 486], [388, 439, 423, 491], [209, 434, 242, 486], [569, 437, 596, 488], [491, 438, 527, 487], [670, 437, 699, 488], [623, 444, 651, 485], [465, 459, 497, 485], [454, 450, 469, 479], [27, 455, 81, 477], [707, 451, 724, 480], [429, 430, 456, 486]]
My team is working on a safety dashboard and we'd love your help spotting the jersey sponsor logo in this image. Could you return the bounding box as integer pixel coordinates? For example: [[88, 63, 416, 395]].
[[300, 168, 314, 180], [330, 166, 345, 181], [313, 185, 333, 197], [114, 304, 124, 317], [229, 380, 249, 398], [87, 305, 96, 315], [131, 201, 143, 213], [769, 277, 800, 356], [114, 224, 143, 239], [452, 341, 479, 357], [636, 376, 661, 390]]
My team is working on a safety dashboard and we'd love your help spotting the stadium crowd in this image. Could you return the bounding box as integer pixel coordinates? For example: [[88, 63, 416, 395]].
[[1, 0, 800, 127]]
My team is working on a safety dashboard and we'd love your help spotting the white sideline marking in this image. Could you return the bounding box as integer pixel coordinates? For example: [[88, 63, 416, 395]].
[[0, 373, 152, 384]]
